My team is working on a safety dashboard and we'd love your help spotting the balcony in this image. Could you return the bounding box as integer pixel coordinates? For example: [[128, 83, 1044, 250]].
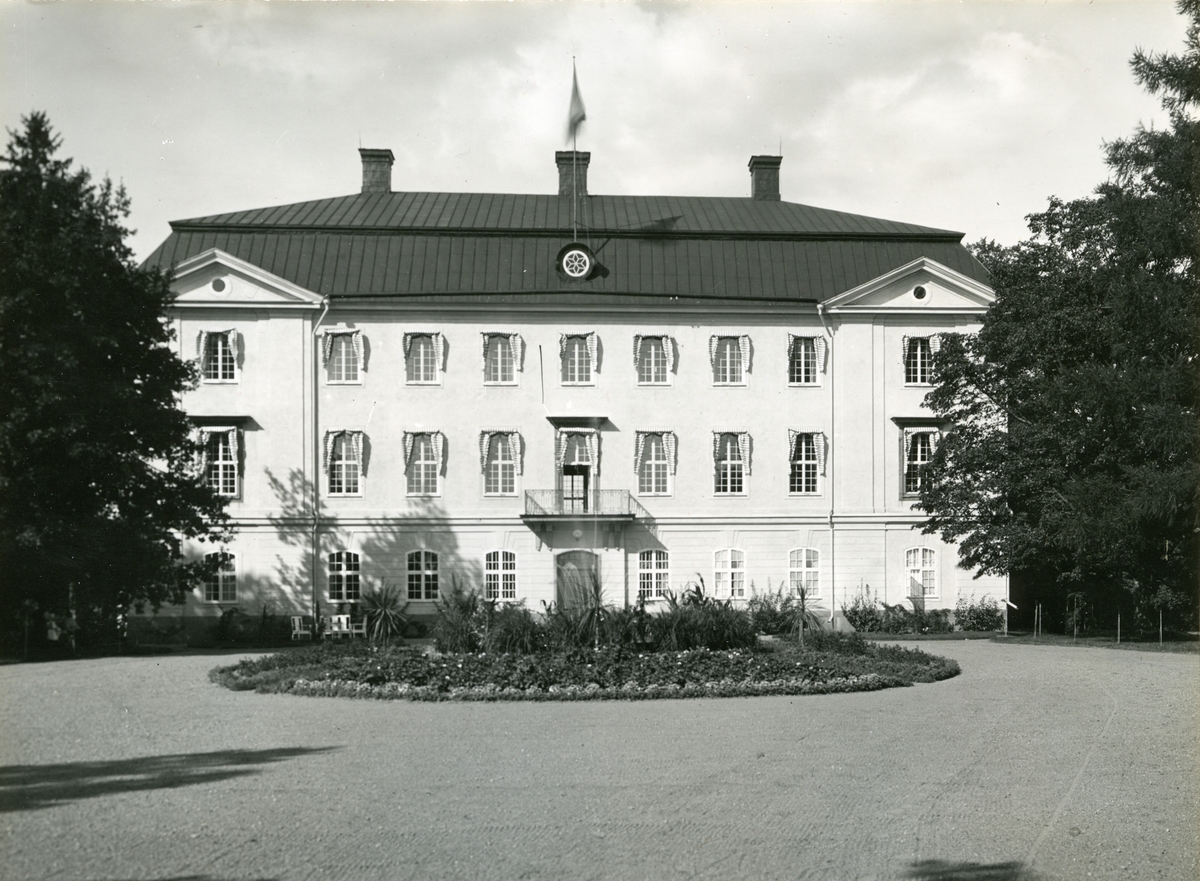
[[521, 490, 641, 524]]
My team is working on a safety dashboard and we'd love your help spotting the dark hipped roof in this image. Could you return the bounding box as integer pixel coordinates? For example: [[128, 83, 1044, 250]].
[[145, 191, 990, 303]]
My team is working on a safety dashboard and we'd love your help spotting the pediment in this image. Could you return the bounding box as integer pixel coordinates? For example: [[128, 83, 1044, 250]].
[[824, 258, 994, 314], [170, 249, 323, 309]]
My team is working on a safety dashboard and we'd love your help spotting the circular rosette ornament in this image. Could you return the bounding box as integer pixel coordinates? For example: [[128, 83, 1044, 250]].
[[556, 242, 595, 280]]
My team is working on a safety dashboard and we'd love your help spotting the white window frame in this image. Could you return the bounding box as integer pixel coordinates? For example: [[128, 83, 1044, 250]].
[[484, 550, 517, 601], [788, 336, 819, 386], [328, 433, 362, 497], [905, 336, 933, 385], [407, 550, 439, 601], [637, 433, 671, 496], [406, 433, 441, 497], [484, 335, 516, 386], [788, 548, 820, 598], [205, 430, 239, 498], [561, 335, 593, 385], [484, 433, 517, 497], [636, 336, 670, 386], [200, 330, 239, 383], [638, 550, 670, 602], [713, 549, 746, 600], [714, 432, 746, 496], [903, 431, 935, 497], [789, 433, 819, 496], [328, 551, 361, 602], [201, 552, 237, 604], [712, 336, 744, 386], [406, 333, 441, 385], [327, 334, 361, 385], [906, 547, 938, 599]]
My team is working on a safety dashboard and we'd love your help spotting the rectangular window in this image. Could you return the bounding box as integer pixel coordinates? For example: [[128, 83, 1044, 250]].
[[202, 552, 237, 603], [638, 433, 670, 495], [714, 549, 745, 599], [485, 550, 517, 600], [329, 434, 361, 496], [407, 434, 440, 495], [714, 433, 745, 494], [561, 336, 592, 384], [407, 334, 438, 384], [637, 337, 668, 385], [484, 335, 515, 384], [206, 432, 238, 497], [407, 550, 439, 600], [904, 432, 933, 495], [484, 434, 516, 496], [328, 334, 360, 384], [638, 550, 669, 601], [789, 433, 818, 495], [789, 337, 818, 385], [905, 337, 932, 384], [328, 551, 361, 602], [906, 548, 937, 597], [712, 337, 743, 385], [202, 332, 237, 382]]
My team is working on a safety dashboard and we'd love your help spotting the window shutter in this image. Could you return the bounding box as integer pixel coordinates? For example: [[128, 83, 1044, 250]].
[[351, 331, 364, 372], [478, 431, 492, 471], [929, 334, 942, 355], [708, 336, 719, 367], [555, 430, 567, 469], [585, 430, 599, 475], [814, 432, 827, 475], [225, 330, 240, 364], [738, 432, 751, 476], [196, 429, 212, 474], [632, 335, 643, 369], [788, 429, 799, 460], [403, 432, 416, 467], [662, 336, 675, 374], [322, 430, 339, 473], [197, 330, 209, 361], [432, 432, 444, 472], [929, 430, 941, 453], [712, 431, 722, 462], [558, 334, 569, 360], [585, 332, 598, 373], [350, 431, 364, 475], [664, 431, 677, 475], [481, 333, 491, 361], [901, 335, 911, 363], [738, 336, 751, 374], [510, 334, 524, 371], [634, 431, 647, 475], [509, 431, 523, 475], [903, 427, 916, 460], [225, 427, 239, 463], [432, 333, 445, 371], [813, 336, 827, 372], [321, 331, 334, 365], [403, 332, 414, 357]]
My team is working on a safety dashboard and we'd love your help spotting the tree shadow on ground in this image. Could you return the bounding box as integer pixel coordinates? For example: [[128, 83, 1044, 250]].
[[903, 860, 1043, 881], [0, 746, 338, 812]]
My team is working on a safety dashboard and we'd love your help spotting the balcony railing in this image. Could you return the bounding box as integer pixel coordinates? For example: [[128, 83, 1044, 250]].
[[523, 490, 639, 518]]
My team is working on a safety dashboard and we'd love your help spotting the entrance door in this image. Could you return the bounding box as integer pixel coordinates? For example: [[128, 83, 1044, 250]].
[[556, 550, 598, 609], [562, 465, 589, 513]]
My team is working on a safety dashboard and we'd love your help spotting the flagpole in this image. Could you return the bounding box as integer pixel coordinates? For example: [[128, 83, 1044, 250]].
[[572, 57, 578, 242]]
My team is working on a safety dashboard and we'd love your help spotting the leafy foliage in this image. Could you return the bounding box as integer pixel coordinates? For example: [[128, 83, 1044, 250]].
[[0, 113, 230, 644], [919, 5, 1200, 624], [953, 597, 1004, 632], [360, 583, 410, 646], [840, 583, 953, 634]]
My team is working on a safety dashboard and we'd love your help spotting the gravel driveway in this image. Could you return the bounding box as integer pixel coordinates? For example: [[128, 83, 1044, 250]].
[[1, 641, 1196, 881]]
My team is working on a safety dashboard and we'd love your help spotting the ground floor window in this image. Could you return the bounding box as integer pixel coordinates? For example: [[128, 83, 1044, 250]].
[[202, 552, 237, 603], [906, 547, 937, 598], [789, 548, 819, 597], [329, 551, 361, 602], [638, 550, 669, 601], [713, 549, 745, 599], [407, 550, 439, 600], [485, 550, 517, 600]]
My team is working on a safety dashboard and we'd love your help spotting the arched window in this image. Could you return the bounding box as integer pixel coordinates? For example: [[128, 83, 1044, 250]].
[[484, 434, 516, 496], [328, 551, 361, 602], [206, 432, 238, 497], [638, 550, 669, 601], [637, 336, 668, 384], [202, 552, 237, 603], [484, 335, 514, 384], [714, 549, 745, 599], [638, 433, 669, 495], [905, 337, 932, 384], [407, 550, 439, 600], [714, 433, 744, 494], [329, 434, 361, 495], [485, 551, 517, 600], [561, 335, 592, 384], [788, 548, 819, 597], [906, 548, 937, 598], [407, 434, 439, 495], [203, 332, 237, 381], [407, 334, 438, 384]]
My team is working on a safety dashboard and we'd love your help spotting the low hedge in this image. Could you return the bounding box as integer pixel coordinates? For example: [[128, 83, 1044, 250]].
[[210, 635, 959, 702]]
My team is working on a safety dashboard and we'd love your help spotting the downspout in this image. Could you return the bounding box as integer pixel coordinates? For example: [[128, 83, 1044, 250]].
[[311, 297, 331, 628], [816, 303, 836, 629]]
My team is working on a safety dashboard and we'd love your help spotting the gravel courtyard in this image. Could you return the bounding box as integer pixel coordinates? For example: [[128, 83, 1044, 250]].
[[1, 640, 1196, 881]]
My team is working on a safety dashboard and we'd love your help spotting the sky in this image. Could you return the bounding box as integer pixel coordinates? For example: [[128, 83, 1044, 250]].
[[1, 1, 1188, 263]]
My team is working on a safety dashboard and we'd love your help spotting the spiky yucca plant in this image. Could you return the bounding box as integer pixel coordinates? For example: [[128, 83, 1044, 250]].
[[361, 583, 410, 646]]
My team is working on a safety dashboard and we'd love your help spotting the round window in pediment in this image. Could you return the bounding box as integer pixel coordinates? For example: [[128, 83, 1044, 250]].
[[211, 278, 227, 292], [913, 285, 928, 300]]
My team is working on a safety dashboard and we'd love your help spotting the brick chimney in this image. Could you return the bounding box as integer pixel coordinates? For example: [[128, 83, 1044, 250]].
[[556, 150, 590, 197], [748, 155, 782, 201], [359, 148, 395, 194]]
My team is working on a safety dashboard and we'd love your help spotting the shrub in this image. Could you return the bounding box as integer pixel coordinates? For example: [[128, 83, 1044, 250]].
[[361, 582, 410, 645], [954, 596, 1003, 632], [433, 578, 486, 653], [747, 581, 795, 635], [484, 602, 543, 654], [842, 582, 884, 632]]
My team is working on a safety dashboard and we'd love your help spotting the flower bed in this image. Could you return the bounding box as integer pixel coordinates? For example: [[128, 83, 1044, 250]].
[[210, 636, 959, 702]]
